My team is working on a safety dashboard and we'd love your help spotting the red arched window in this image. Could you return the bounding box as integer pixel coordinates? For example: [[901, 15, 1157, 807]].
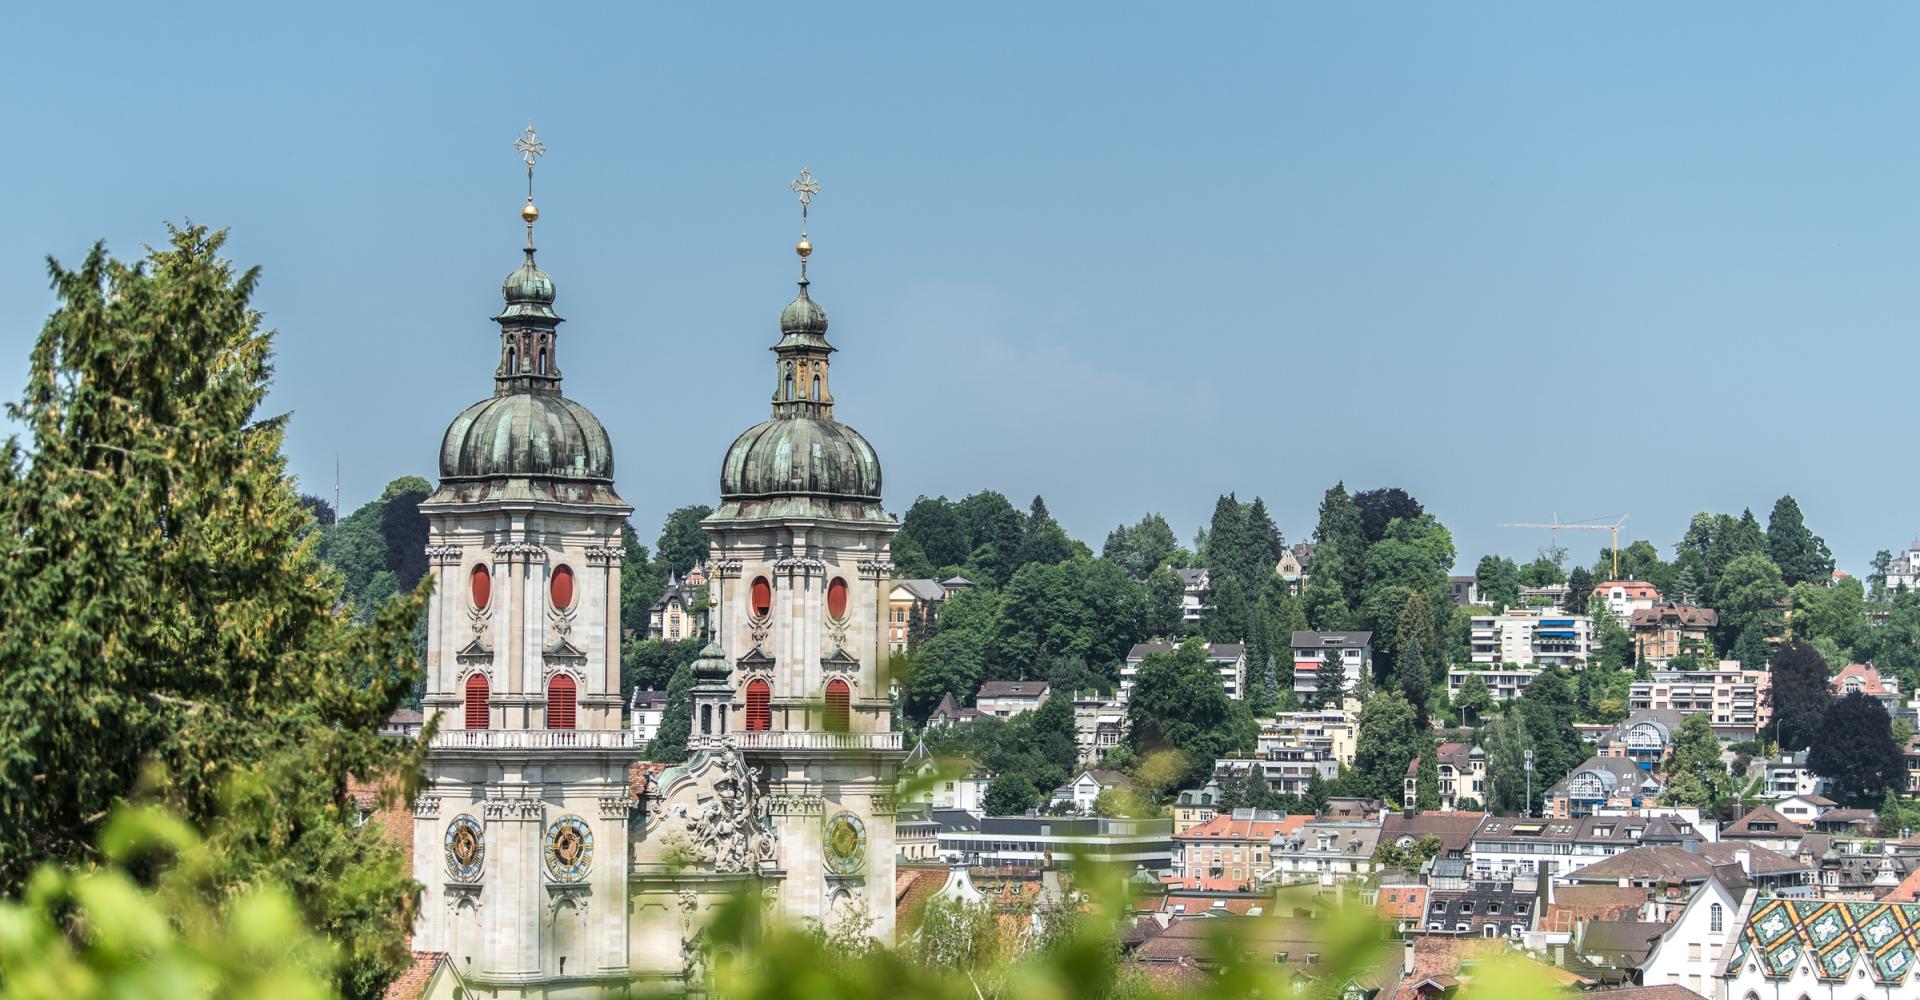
[[547, 674, 576, 730], [550, 565, 575, 610], [470, 564, 491, 611], [750, 577, 773, 618], [826, 577, 849, 619], [465, 674, 490, 729], [824, 679, 850, 733], [744, 678, 772, 732]]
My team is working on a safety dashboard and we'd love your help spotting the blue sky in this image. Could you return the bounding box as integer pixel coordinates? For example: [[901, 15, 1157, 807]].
[[6, 4, 1918, 574]]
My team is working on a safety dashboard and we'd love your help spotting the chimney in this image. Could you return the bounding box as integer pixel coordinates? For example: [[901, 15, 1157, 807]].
[[1734, 849, 1752, 875], [1402, 938, 1416, 977]]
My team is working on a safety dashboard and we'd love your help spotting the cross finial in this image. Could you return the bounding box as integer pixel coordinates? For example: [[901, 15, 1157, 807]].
[[514, 123, 547, 249], [791, 166, 820, 278]]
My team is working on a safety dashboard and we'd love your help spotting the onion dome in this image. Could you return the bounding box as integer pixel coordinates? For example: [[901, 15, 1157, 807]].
[[691, 641, 731, 683], [498, 255, 558, 320], [777, 281, 828, 341], [438, 392, 614, 483], [720, 414, 881, 502]]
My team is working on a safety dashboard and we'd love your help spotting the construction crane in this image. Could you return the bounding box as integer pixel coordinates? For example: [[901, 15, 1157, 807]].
[[1498, 515, 1631, 578]]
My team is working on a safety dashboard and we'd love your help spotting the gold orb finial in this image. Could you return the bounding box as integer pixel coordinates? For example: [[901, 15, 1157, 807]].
[[796, 236, 812, 258], [522, 201, 540, 224]]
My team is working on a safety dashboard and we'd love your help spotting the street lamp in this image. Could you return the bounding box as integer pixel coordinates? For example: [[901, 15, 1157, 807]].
[[1524, 750, 1535, 818]]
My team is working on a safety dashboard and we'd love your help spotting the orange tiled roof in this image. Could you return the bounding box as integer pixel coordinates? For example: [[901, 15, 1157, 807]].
[[1376, 884, 1429, 920], [1884, 863, 1920, 902], [1173, 812, 1310, 843], [381, 951, 448, 1000]]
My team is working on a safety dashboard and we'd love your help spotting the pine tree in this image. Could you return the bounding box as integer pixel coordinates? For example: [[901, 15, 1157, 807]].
[[1415, 737, 1441, 811], [1767, 495, 1833, 587], [0, 227, 426, 998], [650, 661, 696, 763]]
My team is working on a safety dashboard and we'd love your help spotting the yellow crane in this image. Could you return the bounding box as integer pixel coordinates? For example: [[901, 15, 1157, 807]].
[[1498, 515, 1631, 578]]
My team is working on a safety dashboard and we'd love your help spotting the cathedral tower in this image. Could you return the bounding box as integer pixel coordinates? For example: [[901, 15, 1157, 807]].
[[702, 168, 905, 940], [410, 126, 639, 993]]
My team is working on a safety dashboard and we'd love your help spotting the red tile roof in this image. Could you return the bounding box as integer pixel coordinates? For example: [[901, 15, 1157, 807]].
[[381, 951, 449, 1000], [1376, 884, 1429, 920], [1173, 812, 1309, 843]]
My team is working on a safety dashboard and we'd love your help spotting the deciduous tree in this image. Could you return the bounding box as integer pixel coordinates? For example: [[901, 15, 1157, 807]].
[[1808, 693, 1906, 805], [1768, 642, 1832, 752]]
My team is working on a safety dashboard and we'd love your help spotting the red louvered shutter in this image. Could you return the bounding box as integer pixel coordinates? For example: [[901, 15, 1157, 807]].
[[465, 674, 490, 729], [751, 577, 773, 617], [824, 680, 850, 733], [745, 679, 772, 732], [548, 675, 576, 730]]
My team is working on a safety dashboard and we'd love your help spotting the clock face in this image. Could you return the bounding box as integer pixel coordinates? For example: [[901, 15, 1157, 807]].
[[444, 815, 485, 882], [544, 815, 593, 882], [822, 810, 867, 875]]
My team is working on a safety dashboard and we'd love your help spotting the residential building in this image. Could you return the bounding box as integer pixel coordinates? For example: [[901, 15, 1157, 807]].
[[1419, 878, 1536, 939], [627, 688, 668, 743], [887, 577, 968, 652], [1591, 580, 1663, 624], [900, 740, 992, 815], [1049, 768, 1133, 814], [934, 814, 1174, 871], [1719, 805, 1809, 854], [1560, 843, 1813, 897], [1379, 811, 1488, 860], [1289, 631, 1372, 700], [1263, 818, 1381, 886], [1628, 666, 1767, 737], [973, 680, 1049, 718], [1596, 709, 1691, 768], [646, 565, 705, 639], [1772, 792, 1836, 825], [1121, 642, 1246, 701], [1214, 752, 1340, 799], [1274, 549, 1306, 592], [1401, 742, 1487, 811], [1567, 814, 1703, 865], [1257, 708, 1358, 767], [1885, 539, 1920, 592], [1517, 583, 1573, 608], [1468, 608, 1592, 668], [1761, 750, 1826, 799], [380, 708, 424, 739], [1546, 756, 1660, 819], [1069, 690, 1126, 765], [1172, 780, 1226, 834], [894, 804, 941, 861], [1718, 898, 1920, 998], [926, 692, 982, 727], [1171, 810, 1307, 889], [1174, 567, 1210, 625], [1447, 575, 1481, 607], [1831, 661, 1903, 711], [1447, 666, 1541, 704], [1626, 603, 1717, 667]]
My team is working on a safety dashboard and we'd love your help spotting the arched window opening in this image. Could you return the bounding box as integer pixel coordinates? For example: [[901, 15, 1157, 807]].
[[751, 577, 773, 618], [470, 564, 492, 611], [827, 577, 849, 619], [465, 674, 490, 729], [1710, 902, 1723, 933], [812, 374, 821, 399], [745, 679, 772, 732], [550, 565, 575, 610], [824, 679, 851, 733], [701, 703, 713, 735], [547, 674, 576, 730], [538, 348, 548, 374], [506, 347, 517, 373]]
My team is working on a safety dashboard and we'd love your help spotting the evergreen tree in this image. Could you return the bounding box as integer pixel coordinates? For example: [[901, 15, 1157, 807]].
[[1767, 495, 1833, 587], [0, 227, 425, 997], [1480, 711, 1536, 814], [649, 661, 695, 763], [1310, 482, 1367, 606], [1354, 691, 1421, 802], [1474, 555, 1520, 611], [1660, 714, 1729, 808], [1516, 669, 1582, 790], [1415, 736, 1440, 811], [1144, 564, 1186, 638], [1247, 496, 1286, 568], [1453, 673, 1493, 728], [654, 503, 714, 575]]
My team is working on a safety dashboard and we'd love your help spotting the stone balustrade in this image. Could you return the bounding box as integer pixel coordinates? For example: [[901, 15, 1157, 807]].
[[428, 729, 637, 751]]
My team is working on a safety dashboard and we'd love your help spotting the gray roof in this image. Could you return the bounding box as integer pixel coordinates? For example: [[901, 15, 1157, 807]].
[[1125, 642, 1245, 662], [1562, 843, 1807, 882], [1548, 755, 1649, 798], [894, 579, 948, 602], [976, 680, 1049, 700], [1290, 631, 1373, 649]]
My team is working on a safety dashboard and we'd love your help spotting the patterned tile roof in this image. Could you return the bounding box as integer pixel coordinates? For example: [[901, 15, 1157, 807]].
[[1725, 898, 1920, 987]]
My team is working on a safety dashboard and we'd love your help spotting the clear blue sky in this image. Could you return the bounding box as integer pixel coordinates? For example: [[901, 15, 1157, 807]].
[[6, 4, 1918, 574]]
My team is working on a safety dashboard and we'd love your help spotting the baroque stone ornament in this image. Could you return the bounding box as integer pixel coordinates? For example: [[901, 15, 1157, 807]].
[[822, 809, 867, 876], [664, 751, 779, 873], [444, 814, 485, 882], [544, 815, 594, 882]]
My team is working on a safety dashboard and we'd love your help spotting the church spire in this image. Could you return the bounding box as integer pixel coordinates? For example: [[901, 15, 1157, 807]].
[[771, 166, 834, 418], [495, 124, 562, 394]]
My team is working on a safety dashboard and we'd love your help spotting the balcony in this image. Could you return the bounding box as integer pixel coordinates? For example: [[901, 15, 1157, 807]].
[[732, 731, 905, 752], [429, 729, 637, 751]]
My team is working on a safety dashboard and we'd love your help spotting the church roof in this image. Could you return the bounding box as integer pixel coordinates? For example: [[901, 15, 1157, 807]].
[[1726, 898, 1920, 986]]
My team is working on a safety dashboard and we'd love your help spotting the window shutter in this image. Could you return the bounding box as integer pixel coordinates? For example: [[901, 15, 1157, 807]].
[[465, 674, 491, 729], [745, 679, 772, 732], [548, 674, 576, 730], [824, 680, 851, 733]]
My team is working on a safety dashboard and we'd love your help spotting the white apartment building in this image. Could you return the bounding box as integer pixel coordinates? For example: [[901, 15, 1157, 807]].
[[1448, 667, 1542, 704], [1121, 642, 1246, 701], [1257, 708, 1358, 767], [1885, 540, 1920, 593], [1290, 631, 1372, 699], [1469, 608, 1592, 668], [1590, 580, 1661, 623]]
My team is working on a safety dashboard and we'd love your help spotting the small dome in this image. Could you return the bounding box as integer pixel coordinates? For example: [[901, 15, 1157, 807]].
[[692, 641, 730, 682], [779, 283, 828, 338], [720, 415, 881, 502], [440, 392, 613, 482], [497, 256, 558, 322]]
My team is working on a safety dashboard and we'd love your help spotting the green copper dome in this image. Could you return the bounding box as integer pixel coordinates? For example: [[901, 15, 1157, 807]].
[[439, 392, 614, 483], [779, 284, 828, 338], [497, 256, 558, 322], [720, 415, 881, 502]]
